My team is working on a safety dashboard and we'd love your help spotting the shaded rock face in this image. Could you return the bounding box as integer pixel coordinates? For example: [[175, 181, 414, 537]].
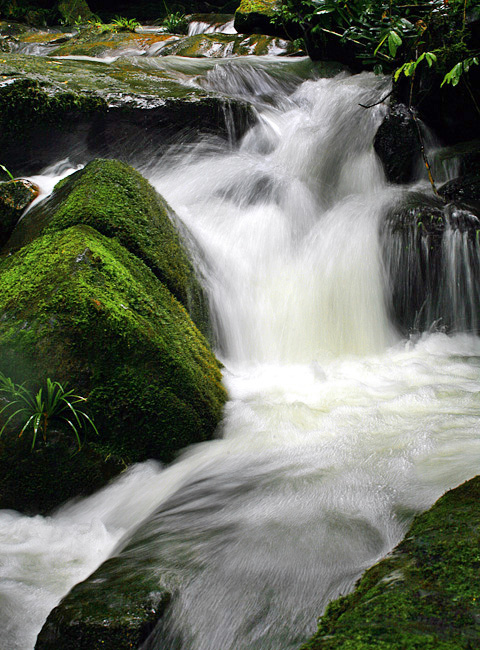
[[374, 103, 420, 184], [381, 188, 480, 335], [0, 178, 39, 246], [234, 0, 280, 37], [0, 160, 227, 514], [300, 475, 480, 650], [35, 554, 172, 650], [0, 70, 254, 174]]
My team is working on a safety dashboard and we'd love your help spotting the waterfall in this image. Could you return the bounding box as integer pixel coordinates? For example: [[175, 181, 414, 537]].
[[1, 58, 480, 650]]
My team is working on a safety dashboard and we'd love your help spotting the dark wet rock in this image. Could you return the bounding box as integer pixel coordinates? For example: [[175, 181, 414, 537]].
[[0, 54, 255, 174], [0, 178, 39, 246], [300, 475, 480, 650], [234, 0, 280, 37], [374, 103, 420, 184], [381, 190, 480, 334], [433, 139, 480, 178], [35, 554, 173, 650], [439, 172, 480, 213]]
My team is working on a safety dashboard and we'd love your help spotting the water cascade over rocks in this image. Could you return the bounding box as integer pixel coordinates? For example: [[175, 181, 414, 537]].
[[2, 58, 480, 650]]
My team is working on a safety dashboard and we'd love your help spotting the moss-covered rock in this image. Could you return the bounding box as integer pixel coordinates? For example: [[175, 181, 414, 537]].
[[0, 52, 255, 174], [35, 553, 172, 650], [5, 159, 209, 334], [234, 0, 280, 36], [0, 178, 39, 246], [0, 223, 226, 511], [158, 30, 298, 57], [300, 475, 480, 650]]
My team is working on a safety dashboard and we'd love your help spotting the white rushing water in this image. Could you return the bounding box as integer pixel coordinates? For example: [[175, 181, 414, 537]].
[[1, 59, 480, 650]]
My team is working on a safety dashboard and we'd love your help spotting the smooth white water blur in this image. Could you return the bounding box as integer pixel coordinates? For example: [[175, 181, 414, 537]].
[[1, 60, 480, 650]]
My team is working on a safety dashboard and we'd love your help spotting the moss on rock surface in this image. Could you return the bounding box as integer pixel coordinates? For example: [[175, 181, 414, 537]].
[[234, 0, 281, 36], [6, 159, 209, 333], [0, 220, 226, 511], [300, 476, 480, 650]]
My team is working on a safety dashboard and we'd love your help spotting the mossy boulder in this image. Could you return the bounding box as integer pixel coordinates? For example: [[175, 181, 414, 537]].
[[5, 159, 209, 334], [0, 52, 255, 174], [0, 178, 39, 246], [234, 0, 280, 37], [35, 554, 173, 650], [0, 222, 226, 512], [300, 475, 480, 650]]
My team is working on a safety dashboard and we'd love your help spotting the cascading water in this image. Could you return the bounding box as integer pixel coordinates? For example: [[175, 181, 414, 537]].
[[1, 58, 480, 650]]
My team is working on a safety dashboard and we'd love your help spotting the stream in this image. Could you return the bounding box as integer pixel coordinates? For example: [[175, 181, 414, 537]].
[[1, 56, 480, 650]]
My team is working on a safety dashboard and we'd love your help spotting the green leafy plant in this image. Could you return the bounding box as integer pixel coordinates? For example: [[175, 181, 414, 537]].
[[0, 373, 98, 450], [161, 11, 188, 34], [111, 15, 141, 33], [0, 163, 14, 181]]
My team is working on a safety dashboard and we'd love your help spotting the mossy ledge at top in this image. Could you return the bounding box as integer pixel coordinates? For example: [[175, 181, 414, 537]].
[[300, 475, 480, 650], [0, 224, 226, 512], [5, 159, 209, 335]]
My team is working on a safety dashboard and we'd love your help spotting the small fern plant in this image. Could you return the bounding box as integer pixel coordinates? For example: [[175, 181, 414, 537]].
[[0, 373, 98, 450]]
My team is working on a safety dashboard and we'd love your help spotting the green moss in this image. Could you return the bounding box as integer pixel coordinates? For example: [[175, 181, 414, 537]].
[[300, 476, 480, 650], [236, 0, 279, 17], [7, 159, 209, 333], [0, 77, 106, 142], [0, 224, 226, 472]]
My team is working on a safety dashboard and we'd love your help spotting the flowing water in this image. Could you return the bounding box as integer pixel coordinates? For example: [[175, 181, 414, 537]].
[[1, 58, 480, 650]]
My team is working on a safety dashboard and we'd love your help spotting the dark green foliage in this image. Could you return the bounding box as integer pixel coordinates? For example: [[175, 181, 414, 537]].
[[300, 476, 480, 649], [274, 0, 479, 78]]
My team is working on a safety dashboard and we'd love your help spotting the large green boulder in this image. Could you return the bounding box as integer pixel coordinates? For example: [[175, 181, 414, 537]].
[[0, 162, 227, 513], [58, 0, 93, 24], [300, 476, 480, 650], [5, 159, 209, 334], [0, 223, 225, 464]]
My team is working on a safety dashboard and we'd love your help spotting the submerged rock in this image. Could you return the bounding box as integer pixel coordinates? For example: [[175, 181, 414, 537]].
[[35, 554, 172, 650], [158, 31, 298, 57], [300, 475, 480, 649], [0, 178, 39, 246]]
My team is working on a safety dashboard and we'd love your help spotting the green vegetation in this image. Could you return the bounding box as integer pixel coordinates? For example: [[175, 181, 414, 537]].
[[300, 476, 480, 649], [0, 373, 98, 450], [161, 10, 188, 34], [0, 164, 14, 181], [111, 15, 140, 32], [274, 0, 479, 81]]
